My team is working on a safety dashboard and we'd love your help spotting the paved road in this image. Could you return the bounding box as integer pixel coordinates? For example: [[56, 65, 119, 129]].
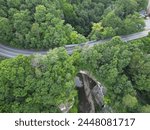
[[0, 44, 46, 58], [0, 19, 150, 58]]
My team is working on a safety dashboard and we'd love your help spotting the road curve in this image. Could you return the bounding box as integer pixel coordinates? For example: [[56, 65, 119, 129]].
[[0, 19, 150, 58]]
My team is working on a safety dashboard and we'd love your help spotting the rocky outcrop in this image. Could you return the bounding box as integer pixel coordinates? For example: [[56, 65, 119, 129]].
[[59, 70, 112, 113], [92, 84, 105, 108], [81, 73, 95, 113], [76, 71, 106, 113]]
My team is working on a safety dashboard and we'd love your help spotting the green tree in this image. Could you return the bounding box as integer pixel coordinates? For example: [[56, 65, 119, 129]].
[[34, 5, 46, 22], [122, 94, 138, 109], [136, 0, 148, 10], [0, 17, 12, 42], [0, 48, 78, 112], [114, 0, 138, 18], [77, 36, 149, 112], [141, 105, 150, 113], [0, 0, 87, 49], [88, 22, 104, 40], [123, 13, 145, 34], [102, 11, 123, 35]]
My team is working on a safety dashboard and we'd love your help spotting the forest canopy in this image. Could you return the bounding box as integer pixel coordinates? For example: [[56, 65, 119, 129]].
[[0, 0, 147, 49], [0, 34, 150, 113], [0, 48, 78, 112], [0, 0, 149, 113]]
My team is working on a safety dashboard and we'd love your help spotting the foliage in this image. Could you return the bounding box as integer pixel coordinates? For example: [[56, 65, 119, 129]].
[[0, 0, 149, 113], [62, 0, 113, 36], [0, 35, 150, 113], [0, 0, 87, 49], [0, 48, 78, 112], [141, 105, 150, 113], [123, 13, 145, 34], [0, 0, 147, 49], [78, 36, 150, 112], [0, 56, 6, 61], [122, 94, 138, 109], [88, 0, 146, 40]]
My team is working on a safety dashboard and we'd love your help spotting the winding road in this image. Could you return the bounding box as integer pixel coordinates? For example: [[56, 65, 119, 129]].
[[0, 19, 150, 58]]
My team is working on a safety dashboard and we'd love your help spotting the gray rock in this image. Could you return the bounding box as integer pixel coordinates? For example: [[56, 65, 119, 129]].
[[58, 99, 75, 113], [92, 84, 104, 108], [75, 76, 83, 88]]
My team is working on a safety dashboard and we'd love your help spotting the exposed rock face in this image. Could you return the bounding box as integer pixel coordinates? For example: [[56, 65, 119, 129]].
[[76, 71, 107, 113], [75, 76, 83, 88], [75, 71, 113, 113], [81, 73, 95, 113], [92, 84, 104, 108], [78, 86, 92, 113]]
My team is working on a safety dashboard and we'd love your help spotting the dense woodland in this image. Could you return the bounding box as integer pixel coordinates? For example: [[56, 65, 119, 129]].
[[0, 34, 150, 112], [0, 0, 150, 113], [0, 0, 147, 49]]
